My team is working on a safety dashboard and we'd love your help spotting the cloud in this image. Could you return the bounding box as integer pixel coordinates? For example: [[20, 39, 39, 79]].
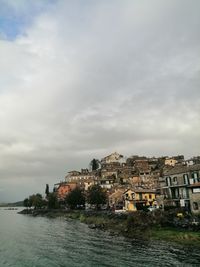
[[0, 0, 200, 201], [0, 0, 55, 39]]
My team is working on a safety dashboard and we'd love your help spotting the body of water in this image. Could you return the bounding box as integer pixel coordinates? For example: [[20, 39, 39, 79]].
[[0, 208, 199, 267]]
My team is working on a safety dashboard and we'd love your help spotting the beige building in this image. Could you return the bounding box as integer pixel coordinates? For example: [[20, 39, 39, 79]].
[[99, 176, 115, 190], [108, 188, 124, 209], [123, 189, 157, 211], [189, 182, 200, 214], [83, 179, 96, 191], [164, 158, 178, 166], [101, 152, 124, 164], [65, 169, 97, 183]]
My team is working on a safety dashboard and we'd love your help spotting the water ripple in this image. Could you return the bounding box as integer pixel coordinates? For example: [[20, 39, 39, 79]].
[[0, 209, 200, 267]]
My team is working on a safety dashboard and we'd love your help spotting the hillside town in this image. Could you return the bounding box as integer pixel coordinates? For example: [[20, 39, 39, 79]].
[[53, 152, 200, 215]]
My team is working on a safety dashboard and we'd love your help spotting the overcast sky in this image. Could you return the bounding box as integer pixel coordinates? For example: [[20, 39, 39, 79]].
[[0, 0, 200, 202]]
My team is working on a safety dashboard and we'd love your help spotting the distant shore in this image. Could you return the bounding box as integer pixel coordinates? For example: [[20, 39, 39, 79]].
[[18, 208, 200, 246], [0, 201, 23, 207]]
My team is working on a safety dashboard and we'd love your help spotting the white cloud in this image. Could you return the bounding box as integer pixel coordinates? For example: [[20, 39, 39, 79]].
[[0, 0, 200, 201]]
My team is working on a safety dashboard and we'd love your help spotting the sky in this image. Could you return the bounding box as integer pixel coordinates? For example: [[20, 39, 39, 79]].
[[0, 0, 200, 202]]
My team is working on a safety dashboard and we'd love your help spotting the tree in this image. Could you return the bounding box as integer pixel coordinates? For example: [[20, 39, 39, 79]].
[[87, 185, 107, 209], [90, 158, 100, 171], [45, 184, 49, 197], [23, 198, 30, 209], [47, 192, 59, 209], [65, 188, 85, 209], [29, 194, 44, 209]]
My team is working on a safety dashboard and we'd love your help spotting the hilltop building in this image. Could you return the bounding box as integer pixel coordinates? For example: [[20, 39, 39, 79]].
[[53, 152, 200, 214]]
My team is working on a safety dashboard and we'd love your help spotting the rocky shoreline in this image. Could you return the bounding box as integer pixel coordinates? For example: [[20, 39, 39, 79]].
[[18, 208, 200, 246]]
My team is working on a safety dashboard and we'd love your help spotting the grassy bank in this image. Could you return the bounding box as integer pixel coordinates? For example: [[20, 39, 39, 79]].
[[19, 209, 200, 246], [60, 210, 200, 245], [150, 227, 200, 246]]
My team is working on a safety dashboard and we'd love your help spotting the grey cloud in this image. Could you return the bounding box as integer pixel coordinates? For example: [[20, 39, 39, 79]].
[[0, 0, 200, 201]]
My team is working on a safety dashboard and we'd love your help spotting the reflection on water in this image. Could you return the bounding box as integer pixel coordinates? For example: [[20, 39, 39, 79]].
[[0, 208, 199, 267]]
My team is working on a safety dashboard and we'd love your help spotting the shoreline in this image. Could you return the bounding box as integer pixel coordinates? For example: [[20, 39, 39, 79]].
[[18, 208, 200, 246]]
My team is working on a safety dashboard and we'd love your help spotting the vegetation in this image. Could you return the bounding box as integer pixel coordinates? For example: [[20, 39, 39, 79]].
[[87, 185, 107, 209], [28, 194, 46, 209], [23, 198, 30, 209], [70, 211, 200, 246], [90, 158, 100, 171], [150, 227, 200, 245], [23, 192, 59, 210], [45, 184, 49, 197], [47, 192, 60, 209], [19, 201, 200, 246], [65, 188, 85, 209]]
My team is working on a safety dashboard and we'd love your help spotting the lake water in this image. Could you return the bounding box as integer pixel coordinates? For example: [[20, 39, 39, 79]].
[[0, 208, 199, 267]]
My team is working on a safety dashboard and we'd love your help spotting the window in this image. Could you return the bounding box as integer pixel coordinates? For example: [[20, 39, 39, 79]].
[[173, 177, 177, 184], [180, 188, 189, 199], [184, 188, 189, 198], [190, 178, 194, 185], [191, 172, 199, 183], [175, 189, 179, 198], [166, 177, 172, 186], [183, 174, 189, 185], [193, 202, 198, 210], [149, 194, 152, 199], [193, 188, 200, 193]]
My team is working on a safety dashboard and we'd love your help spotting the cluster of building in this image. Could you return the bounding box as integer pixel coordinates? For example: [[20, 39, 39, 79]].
[[54, 152, 200, 214]]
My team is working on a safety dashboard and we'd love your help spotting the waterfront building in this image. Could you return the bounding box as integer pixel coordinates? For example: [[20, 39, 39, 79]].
[[161, 164, 200, 213], [188, 182, 200, 214], [55, 182, 78, 201], [108, 188, 124, 210], [123, 188, 157, 211]]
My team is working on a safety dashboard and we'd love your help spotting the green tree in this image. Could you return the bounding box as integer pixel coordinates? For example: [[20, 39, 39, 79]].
[[87, 185, 107, 209], [90, 158, 100, 171], [47, 192, 59, 209], [23, 198, 30, 209], [65, 188, 85, 209], [45, 184, 49, 197], [29, 194, 44, 209]]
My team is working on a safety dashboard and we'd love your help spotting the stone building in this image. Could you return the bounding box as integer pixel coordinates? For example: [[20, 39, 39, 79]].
[[161, 164, 200, 213], [189, 182, 200, 214]]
